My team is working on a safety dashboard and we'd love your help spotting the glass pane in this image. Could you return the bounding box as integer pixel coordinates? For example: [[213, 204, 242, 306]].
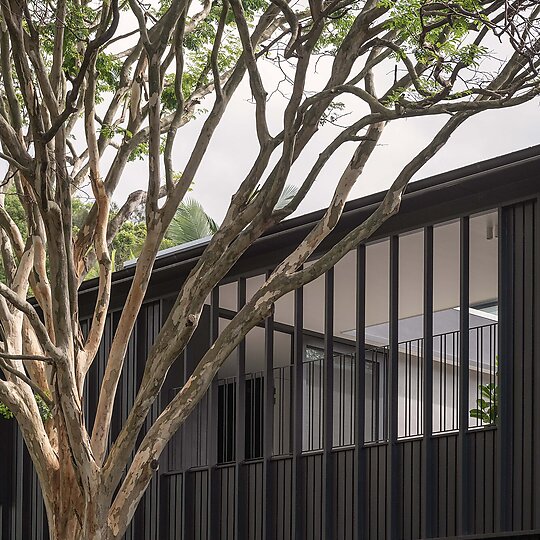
[[365, 239, 389, 443], [398, 229, 424, 439], [469, 210, 498, 428], [333, 251, 356, 448]]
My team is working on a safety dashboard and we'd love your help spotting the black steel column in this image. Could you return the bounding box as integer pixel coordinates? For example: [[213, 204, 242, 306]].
[[263, 271, 275, 540], [457, 216, 471, 535], [208, 287, 220, 539], [387, 236, 400, 539], [422, 226, 436, 538], [322, 269, 335, 539], [354, 245, 367, 540], [235, 278, 247, 540], [292, 286, 305, 540], [497, 206, 514, 532]]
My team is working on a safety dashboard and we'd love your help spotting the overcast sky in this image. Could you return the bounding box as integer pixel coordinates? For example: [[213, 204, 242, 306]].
[[69, 11, 540, 224], [110, 83, 540, 223]]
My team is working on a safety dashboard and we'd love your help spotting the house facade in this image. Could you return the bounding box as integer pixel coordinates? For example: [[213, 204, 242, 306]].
[[1, 145, 540, 539]]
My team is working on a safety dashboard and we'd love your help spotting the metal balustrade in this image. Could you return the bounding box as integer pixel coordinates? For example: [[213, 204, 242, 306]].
[[169, 322, 498, 468]]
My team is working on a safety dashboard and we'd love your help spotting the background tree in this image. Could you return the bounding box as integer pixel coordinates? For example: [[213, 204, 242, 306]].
[[167, 197, 220, 244], [167, 185, 298, 244], [0, 0, 538, 538]]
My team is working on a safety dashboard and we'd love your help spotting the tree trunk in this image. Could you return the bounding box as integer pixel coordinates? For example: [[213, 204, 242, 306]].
[[48, 495, 110, 540], [45, 448, 110, 540]]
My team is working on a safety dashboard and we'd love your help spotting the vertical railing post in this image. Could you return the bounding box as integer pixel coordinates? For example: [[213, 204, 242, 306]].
[[497, 206, 513, 532], [354, 245, 367, 540], [208, 287, 220, 539], [263, 271, 275, 540], [422, 226, 436, 538], [322, 269, 335, 539], [235, 278, 247, 540], [458, 216, 471, 535], [387, 236, 400, 539], [292, 286, 305, 540]]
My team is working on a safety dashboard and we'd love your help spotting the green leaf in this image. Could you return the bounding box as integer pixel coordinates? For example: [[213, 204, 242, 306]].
[[0, 401, 14, 419], [166, 198, 219, 245]]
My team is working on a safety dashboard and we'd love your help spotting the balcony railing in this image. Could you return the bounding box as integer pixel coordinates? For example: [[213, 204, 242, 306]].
[[169, 323, 498, 468]]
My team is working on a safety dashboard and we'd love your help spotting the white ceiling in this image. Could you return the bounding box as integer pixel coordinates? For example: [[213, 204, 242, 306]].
[[216, 211, 499, 377]]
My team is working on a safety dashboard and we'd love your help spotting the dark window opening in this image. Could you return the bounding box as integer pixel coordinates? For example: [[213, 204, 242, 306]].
[[217, 375, 264, 463]]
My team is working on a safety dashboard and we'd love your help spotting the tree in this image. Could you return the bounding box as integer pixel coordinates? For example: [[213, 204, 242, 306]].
[[0, 191, 163, 276], [0, 0, 538, 538]]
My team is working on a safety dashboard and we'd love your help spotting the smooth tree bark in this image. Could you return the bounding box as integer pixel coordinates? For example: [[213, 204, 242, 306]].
[[0, 0, 538, 537]]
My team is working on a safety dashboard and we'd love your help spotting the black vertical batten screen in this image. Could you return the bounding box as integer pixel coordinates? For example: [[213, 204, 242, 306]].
[[0, 419, 14, 539], [495, 207, 514, 532], [208, 287, 220, 539], [512, 204, 524, 530], [532, 196, 540, 529], [354, 245, 367, 540], [387, 236, 400, 539], [14, 428, 23, 539], [292, 286, 305, 540], [263, 270, 275, 540], [235, 278, 247, 540], [422, 226, 436, 538], [497, 206, 513, 533], [181, 348, 195, 540], [458, 216, 471, 535], [522, 203, 534, 529], [322, 269, 335, 539], [505, 200, 537, 530]]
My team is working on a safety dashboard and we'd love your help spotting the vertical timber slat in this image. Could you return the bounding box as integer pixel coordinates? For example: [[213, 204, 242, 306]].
[[513, 205, 525, 531], [322, 269, 334, 539], [354, 245, 367, 540], [422, 225, 435, 538], [235, 278, 247, 540], [182, 347, 195, 540], [208, 288, 220, 540], [263, 270, 275, 540], [523, 203, 534, 528], [292, 286, 305, 540], [533, 197, 540, 527], [458, 216, 471, 535], [497, 206, 513, 532], [387, 236, 400, 539]]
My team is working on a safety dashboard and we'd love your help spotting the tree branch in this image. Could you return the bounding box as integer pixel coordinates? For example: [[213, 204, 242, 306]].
[[0, 282, 60, 359], [0, 357, 53, 409]]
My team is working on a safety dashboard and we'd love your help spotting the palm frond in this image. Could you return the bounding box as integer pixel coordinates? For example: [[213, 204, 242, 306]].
[[275, 184, 299, 210], [167, 198, 218, 245]]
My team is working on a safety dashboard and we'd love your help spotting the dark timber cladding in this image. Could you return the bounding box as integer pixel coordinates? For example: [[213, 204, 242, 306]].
[[2, 146, 540, 540]]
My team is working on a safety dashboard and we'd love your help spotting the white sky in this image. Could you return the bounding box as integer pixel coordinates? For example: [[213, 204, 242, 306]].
[[111, 79, 540, 223], [15, 8, 539, 224], [100, 10, 540, 223]]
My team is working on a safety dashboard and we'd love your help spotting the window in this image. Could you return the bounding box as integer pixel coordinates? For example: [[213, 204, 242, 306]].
[[217, 375, 264, 463]]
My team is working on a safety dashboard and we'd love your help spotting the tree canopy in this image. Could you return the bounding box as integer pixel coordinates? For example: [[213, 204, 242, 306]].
[[0, 0, 538, 538]]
